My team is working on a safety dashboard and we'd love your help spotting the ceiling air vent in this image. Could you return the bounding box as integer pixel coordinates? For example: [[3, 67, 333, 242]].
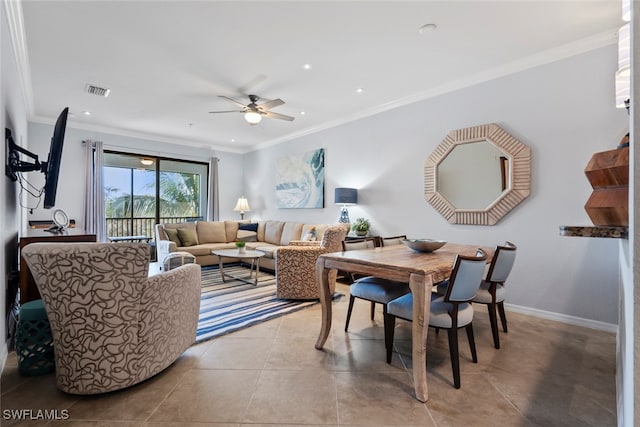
[[85, 84, 110, 97]]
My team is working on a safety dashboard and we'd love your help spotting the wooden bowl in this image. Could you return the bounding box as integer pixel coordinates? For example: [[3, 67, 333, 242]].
[[401, 239, 447, 253]]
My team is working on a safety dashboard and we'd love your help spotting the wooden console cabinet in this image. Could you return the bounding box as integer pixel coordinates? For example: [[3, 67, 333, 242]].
[[19, 229, 96, 304]]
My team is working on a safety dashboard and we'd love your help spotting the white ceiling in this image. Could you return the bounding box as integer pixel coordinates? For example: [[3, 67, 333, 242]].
[[16, 1, 622, 153]]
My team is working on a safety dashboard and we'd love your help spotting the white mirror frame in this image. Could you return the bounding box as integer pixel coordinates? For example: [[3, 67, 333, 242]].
[[424, 123, 531, 225]]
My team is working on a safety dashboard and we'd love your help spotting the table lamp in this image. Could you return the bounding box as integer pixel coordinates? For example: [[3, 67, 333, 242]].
[[334, 188, 357, 223], [233, 196, 250, 220]]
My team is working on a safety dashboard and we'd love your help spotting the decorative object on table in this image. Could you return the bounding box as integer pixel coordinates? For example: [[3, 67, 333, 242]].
[[276, 148, 324, 209], [334, 187, 358, 224], [583, 145, 629, 226], [351, 217, 371, 237], [233, 196, 250, 220], [424, 123, 531, 225], [401, 238, 447, 253], [48, 208, 70, 233], [235, 240, 246, 254]]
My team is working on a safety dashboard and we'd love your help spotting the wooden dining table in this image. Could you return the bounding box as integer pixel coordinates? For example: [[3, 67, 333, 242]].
[[314, 242, 494, 402]]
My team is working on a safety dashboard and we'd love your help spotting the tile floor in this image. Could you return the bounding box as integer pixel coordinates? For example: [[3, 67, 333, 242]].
[[1, 282, 617, 426]]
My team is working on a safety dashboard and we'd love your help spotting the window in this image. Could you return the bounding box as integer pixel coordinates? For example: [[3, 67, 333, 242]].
[[103, 152, 209, 241]]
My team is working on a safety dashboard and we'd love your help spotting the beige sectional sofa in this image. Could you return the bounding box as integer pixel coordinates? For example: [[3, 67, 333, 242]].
[[155, 220, 333, 270]]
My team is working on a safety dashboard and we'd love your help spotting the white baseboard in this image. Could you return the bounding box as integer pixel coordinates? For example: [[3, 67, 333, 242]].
[[504, 303, 618, 334]]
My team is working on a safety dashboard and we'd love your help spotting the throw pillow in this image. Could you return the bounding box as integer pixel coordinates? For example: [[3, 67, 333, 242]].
[[165, 228, 182, 246], [177, 227, 198, 247], [239, 222, 258, 232]]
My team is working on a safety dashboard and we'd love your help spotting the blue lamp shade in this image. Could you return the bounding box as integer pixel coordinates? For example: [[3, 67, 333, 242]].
[[334, 188, 358, 205]]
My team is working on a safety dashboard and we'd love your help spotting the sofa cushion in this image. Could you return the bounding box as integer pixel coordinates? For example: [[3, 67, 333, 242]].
[[264, 221, 285, 245], [177, 227, 199, 246], [197, 221, 227, 244], [255, 245, 278, 259], [280, 222, 303, 245], [237, 230, 257, 242], [181, 243, 236, 256], [239, 223, 258, 232], [224, 221, 240, 243], [165, 228, 182, 246]]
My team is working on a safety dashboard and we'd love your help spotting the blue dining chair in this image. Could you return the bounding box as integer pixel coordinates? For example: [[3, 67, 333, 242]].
[[343, 236, 410, 332], [384, 249, 487, 389]]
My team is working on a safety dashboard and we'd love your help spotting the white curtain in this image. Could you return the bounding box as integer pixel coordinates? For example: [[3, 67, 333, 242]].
[[207, 157, 219, 221], [83, 140, 106, 241]]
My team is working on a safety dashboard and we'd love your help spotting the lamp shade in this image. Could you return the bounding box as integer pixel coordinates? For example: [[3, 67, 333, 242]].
[[334, 188, 358, 205], [233, 196, 250, 212]]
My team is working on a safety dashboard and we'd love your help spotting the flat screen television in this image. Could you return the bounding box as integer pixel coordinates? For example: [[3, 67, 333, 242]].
[[42, 107, 68, 209], [5, 107, 68, 209]]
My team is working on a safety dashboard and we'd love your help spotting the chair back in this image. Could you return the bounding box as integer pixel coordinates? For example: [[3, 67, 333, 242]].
[[342, 237, 376, 251], [445, 249, 487, 302], [486, 241, 517, 284], [380, 235, 407, 246], [320, 225, 348, 252]]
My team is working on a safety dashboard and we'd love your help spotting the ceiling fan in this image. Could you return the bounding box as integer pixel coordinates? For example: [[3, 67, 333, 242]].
[[209, 94, 295, 125]]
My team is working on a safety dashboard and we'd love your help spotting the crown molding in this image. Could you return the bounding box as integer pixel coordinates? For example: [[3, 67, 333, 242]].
[[251, 29, 618, 152], [29, 114, 247, 154], [3, 0, 34, 117]]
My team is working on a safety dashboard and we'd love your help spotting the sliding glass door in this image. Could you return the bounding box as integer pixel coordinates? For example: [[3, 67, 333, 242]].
[[103, 152, 208, 241]]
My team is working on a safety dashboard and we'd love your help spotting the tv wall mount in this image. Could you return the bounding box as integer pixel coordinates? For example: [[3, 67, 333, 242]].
[[5, 128, 48, 181]]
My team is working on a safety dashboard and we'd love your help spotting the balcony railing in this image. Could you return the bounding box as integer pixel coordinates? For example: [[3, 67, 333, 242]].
[[106, 216, 203, 241]]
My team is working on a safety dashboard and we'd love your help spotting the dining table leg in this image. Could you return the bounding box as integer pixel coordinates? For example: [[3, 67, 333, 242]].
[[410, 272, 432, 402], [315, 258, 333, 349]]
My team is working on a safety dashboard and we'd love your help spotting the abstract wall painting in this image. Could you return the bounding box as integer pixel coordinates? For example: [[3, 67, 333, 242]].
[[276, 148, 324, 209]]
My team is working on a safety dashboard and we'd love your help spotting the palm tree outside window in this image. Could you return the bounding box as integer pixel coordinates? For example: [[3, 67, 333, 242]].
[[103, 152, 209, 243]]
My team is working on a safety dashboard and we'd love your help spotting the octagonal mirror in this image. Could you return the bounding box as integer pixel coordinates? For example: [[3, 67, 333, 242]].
[[424, 123, 531, 225]]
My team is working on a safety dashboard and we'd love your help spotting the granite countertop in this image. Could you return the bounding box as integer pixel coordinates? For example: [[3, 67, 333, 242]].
[[559, 225, 628, 239]]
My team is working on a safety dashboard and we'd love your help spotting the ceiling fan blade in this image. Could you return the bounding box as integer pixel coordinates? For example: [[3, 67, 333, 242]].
[[258, 98, 284, 111], [218, 95, 247, 108], [208, 110, 243, 114], [237, 74, 268, 94], [263, 111, 295, 121]]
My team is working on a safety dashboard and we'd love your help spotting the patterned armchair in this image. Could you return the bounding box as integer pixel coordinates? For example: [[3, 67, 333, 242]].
[[275, 225, 348, 299], [21, 242, 201, 395]]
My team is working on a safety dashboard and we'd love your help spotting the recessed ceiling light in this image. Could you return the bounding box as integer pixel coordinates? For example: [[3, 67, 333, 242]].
[[300, 111, 306, 115], [231, 138, 236, 143], [302, 64, 312, 70], [419, 23, 438, 35], [83, 111, 91, 116], [356, 88, 364, 94]]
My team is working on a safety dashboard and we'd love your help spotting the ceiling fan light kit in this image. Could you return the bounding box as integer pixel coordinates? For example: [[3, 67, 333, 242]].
[[244, 111, 262, 124], [210, 94, 295, 125]]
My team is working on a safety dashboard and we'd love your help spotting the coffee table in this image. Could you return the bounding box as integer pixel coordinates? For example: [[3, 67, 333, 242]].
[[212, 249, 265, 285]]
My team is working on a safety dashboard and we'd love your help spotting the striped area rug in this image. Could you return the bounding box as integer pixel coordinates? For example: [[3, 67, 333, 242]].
[[196, 265, 322, 343]]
